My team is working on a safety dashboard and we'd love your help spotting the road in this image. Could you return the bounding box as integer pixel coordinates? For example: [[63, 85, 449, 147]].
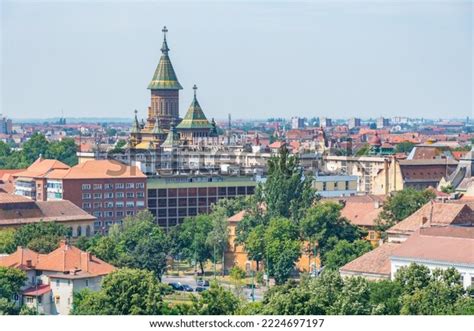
[[162, 274, 265, 301]]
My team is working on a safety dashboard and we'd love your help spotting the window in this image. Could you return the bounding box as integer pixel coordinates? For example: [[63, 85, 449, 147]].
[[93, 193, 102, 199], [26, 297, 34, 304], [93, 184, 103, 190], [115, 183, 124, 189], [115, 201, 124, 208], [56, 279, 60, 287], [93, 211, 102, 217], [322, 182, 327, 191], [82, 193, 91, 199], [136, 201, 145, 207], [82, 203, 91, 209], [104, 192, 114, 199], [85, 279, 89, 287], [126, 201, 135, 208], [345, 181, 350, 190], [116, 192, 124, 198], [126, 192, 135, 198], [126, 183, 135, 189], [369, 231, 376, 241], [104, 211, 113, 217], [104, 184, 113, 190], [136, 183, 145, 189], [93, 202, 102, 208], [116, 211, 124, 217], [105, 202, 114, 208], [82, 184, 91, 190], [126, 210, 134, 216], [137, 192, 145, 198]]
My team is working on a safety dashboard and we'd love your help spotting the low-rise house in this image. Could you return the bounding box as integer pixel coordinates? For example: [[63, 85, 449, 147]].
[[0, 193, 96, 237], [386, 201, 474, 243], [339, 243, 399, 280], [0, 240, 115, 314], [390, 227, 474, 289], [333, 194, 385, 245]]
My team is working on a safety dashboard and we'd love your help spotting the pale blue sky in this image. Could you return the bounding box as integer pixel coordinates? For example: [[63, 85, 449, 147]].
[[1, 0, 472, 120]]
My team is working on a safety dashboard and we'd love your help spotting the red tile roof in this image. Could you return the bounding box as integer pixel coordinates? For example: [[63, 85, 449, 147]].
[[22, 284, 51, 296], [14, 158, 70, 179], [340, 243, 399, 277], [392, 227, 474, 265], [46, 160, 146, 179], [0, 241, 115, 277], [387, 201, 474, 236]]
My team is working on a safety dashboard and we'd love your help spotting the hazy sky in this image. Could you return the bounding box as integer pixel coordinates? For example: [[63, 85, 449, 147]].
[[1, 0, 472, 120]]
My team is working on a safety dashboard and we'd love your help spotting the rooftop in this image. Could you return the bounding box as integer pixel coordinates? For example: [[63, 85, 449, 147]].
[[0, 241, 116, 277], [392, 227, 474, 265], [147, 176, 256, 189], [340, 243, 399, 277]]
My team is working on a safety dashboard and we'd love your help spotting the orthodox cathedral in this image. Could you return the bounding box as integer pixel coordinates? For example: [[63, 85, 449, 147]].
[[129, 26, 218, 151]]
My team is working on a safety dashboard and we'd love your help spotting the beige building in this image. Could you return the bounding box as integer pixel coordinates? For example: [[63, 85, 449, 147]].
[[322, 155, 387, 194]]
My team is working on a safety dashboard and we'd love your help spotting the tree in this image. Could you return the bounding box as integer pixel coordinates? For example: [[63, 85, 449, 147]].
[[399, 267, 467, 315], [330, 276, 371, 315], [22, 132, 50, 164], [264, 217, 301, 285], [323, 240, 372, 270], [190, 282, 240, 315], [0, 229, 16, 254], [369, 280, 403, 315], [0, 267, 27, 315], [72, 268, 168, 315], [395, 141, 415, 154], [376, 189, 435, 231], [13, 221, 71, 254], [229, 266, 246, 281], [172, 215, 213, 275], [86, 211, 170, 281], [300, 202, 362, 261], [244, 225, 266, 271], [46, 138, 78, 166], [257, 147, 316, 221], [206, 205, 228, 272], [394, 263, 432, 295]]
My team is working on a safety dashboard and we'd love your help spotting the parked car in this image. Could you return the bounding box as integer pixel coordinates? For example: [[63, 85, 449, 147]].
[[195, 286, 207, 293], [181, 284, 194, 292], [168, 282, 183, 291], [197, 279, 210, 287]]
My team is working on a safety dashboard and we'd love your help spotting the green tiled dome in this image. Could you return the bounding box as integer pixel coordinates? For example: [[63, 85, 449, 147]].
[[177, 85, 212, 130], [148, 27, 183, 91]]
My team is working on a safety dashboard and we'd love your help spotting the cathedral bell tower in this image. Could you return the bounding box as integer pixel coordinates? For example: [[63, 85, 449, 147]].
[[147, 26, 183, 131]]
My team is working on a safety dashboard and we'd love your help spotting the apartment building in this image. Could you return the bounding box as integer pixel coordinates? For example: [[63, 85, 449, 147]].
[[13, 157, 147, 233], [313, 174, 358, 197]]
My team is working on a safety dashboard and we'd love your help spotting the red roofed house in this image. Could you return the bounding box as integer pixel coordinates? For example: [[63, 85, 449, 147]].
[[390, 227, 474, 289], [0, 240, 115, 314], [13, 157, 147, 234]]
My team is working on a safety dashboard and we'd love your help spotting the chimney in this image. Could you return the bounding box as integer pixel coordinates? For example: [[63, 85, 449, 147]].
[[80, 252, 90, 272]]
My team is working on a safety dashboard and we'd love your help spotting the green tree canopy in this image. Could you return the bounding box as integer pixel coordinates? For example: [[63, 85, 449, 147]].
[[72, 268, 169, 315], [376, 189, 435, 231], [323, 239, 372, 270], [189, 282, 240, 315], [264, 217, 301, 285], [12, 221, 71, 254]]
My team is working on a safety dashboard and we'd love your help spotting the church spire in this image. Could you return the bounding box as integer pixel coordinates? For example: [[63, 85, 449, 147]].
[[161, 26, 169, 55], [148, 26, 183, 90]]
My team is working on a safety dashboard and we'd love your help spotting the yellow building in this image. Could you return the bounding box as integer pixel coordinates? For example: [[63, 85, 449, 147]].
[[224, 210, 316, 274]]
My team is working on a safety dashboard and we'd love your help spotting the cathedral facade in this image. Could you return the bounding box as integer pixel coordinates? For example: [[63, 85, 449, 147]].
[[129, 27, 217, 151]]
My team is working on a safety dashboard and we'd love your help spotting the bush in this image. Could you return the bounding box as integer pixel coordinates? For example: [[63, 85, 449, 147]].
[[229, 266, 246, 281]]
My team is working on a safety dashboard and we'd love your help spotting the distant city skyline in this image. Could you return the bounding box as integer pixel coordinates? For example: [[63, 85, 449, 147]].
[[1, 1, 472, 120]]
